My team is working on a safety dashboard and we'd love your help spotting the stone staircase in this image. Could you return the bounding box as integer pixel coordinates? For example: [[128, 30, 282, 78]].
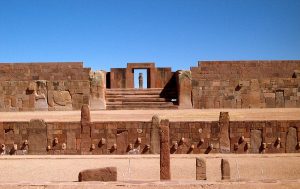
[[105, 88, 178, 110]]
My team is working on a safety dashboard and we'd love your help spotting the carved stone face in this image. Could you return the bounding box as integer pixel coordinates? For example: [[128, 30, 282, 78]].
[[13, 144, 18, 150], [128, 143, 133, 150], [112, 143, 117, 150], [136, 137, 142, 144], [61, 143, 67, 150], [54, 137, 59, 145], [90, 144, 96, 150], [100, 138, 106, 145]]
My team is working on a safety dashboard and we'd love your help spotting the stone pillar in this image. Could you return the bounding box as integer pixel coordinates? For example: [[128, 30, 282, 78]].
[[176, 70, 192, 109], [89, 70, 106, 110], [219, 112, 230, 153], [81, 105, 92, 154], [221, 159, 230, 180], [196, 157, 206, 180], [150, 115, 160, 154], [138, 73, 143, 89], [160, 118, 171, 180], [81, 104, 91, 135]]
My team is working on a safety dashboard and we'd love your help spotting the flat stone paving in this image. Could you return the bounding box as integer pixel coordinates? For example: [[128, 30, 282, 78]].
[[1, 108, 300, 122]]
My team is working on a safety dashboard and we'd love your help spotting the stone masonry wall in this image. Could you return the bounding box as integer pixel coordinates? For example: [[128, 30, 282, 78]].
[[0, 63, 106, 111], [1, 118, 299, 155], [191, 61, 300, 108]]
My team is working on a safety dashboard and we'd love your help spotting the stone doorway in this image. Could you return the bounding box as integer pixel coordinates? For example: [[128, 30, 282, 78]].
[[133, 69, 148, 89], [250, 129, 262, 153]]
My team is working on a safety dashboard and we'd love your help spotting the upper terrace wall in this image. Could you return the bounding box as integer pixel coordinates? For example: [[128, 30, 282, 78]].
[[191, 60, 300, 109], [0, 62, 90, 81], [0, 63, 106, 111], [191, 60, 300, 80]]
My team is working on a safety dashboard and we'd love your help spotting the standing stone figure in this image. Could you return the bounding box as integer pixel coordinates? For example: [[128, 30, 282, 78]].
[[138, 73, 143, 89]]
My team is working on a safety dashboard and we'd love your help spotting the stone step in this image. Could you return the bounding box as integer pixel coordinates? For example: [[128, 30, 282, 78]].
[[106, 101, 175, 105], [106, 91, 162, 95], [106, 104, 178, 110], [106, 97, 169, 102]]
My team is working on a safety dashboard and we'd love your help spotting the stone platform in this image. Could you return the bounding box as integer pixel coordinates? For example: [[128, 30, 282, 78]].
[[1, 108, 300, 122]]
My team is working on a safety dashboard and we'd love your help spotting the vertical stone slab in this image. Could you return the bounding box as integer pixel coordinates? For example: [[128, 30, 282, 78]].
[[196, 157, 206, 180], [176, 70, 192, 109], [219, 112, 230, 153], [221, 159, 230, 180], [251, 129, 262, 153], [160, 118, 171, 180], [150, 115, 160, 154], [116, 130, 128, 154], [89, 70, 106, 110], [28, 119, 47, 154], [81, 104, 91, 135], [286, 127, 297, 153]]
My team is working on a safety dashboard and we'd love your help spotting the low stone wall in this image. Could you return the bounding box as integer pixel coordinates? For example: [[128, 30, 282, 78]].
[[0, 110, 299, 155]]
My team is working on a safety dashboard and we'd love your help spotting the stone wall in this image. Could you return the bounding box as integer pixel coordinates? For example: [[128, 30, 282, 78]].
[[0, 63, 106, 111], [191, 60, 300, 108], [0, 62, 90, 81], [1, 116, 299, 155], [109, 63, 175, 89]]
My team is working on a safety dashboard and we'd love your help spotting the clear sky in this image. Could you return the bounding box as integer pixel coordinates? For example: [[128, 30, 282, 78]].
[[0, 0, 299, 71]]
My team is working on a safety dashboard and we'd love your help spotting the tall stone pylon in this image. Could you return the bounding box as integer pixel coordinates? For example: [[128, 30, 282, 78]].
[[160, 118, 171, 180]]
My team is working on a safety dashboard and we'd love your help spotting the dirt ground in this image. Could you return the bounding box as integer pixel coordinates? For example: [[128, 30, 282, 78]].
[[1, 108, 300, 122], [0, 154, 299, 182], [0, 154, 299, 189]]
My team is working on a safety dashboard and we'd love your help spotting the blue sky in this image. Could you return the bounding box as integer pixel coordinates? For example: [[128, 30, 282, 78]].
[[0, 0, 299, 71]]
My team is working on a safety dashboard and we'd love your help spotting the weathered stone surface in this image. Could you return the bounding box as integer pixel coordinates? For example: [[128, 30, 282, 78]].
[[221, 159, 230, 180], [286, 127, 297, 153], [196, 157, 206, 180], [250, 129, 262, 153], [150, 115, 160, 154], [176, 70, 192, 109], [160, 119, 171, 180], [219, 112, 230, 153], [89, 70, 106, 110], [81, 104, 91, 138], [28, 119, 47, 154], [53, 91, 72, 106], [78, 167, 117, 182]]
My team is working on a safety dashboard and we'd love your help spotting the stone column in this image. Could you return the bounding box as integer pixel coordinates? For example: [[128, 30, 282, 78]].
[[81, 105, 92, 153], [150, 115, 160, 154], [160, 118, 171, 180], [219, 112, 230, 153], [221, 159, 230, 180], [81, 104, 91, 135], [138, 73, 143, 89], [196, 157, 206, 180], [176, 70, 192, 109]]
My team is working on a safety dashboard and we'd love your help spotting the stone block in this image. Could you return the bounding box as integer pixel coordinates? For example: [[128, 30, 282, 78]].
[[221, 159, 230, 180], [196, 157, 206, 180], [78, 167, 117, 182]]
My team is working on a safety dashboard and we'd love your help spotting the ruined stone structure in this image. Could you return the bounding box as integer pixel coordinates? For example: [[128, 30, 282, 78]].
[[0, 60, 300, 155], [2, 60, 300, 111], [191, 60, 300, 108]]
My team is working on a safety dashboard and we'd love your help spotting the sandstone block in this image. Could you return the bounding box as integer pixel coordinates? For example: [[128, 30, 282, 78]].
[[221, 159, 230, 180], [78, 167, 117, 182], [196, 157, 206, 180]]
